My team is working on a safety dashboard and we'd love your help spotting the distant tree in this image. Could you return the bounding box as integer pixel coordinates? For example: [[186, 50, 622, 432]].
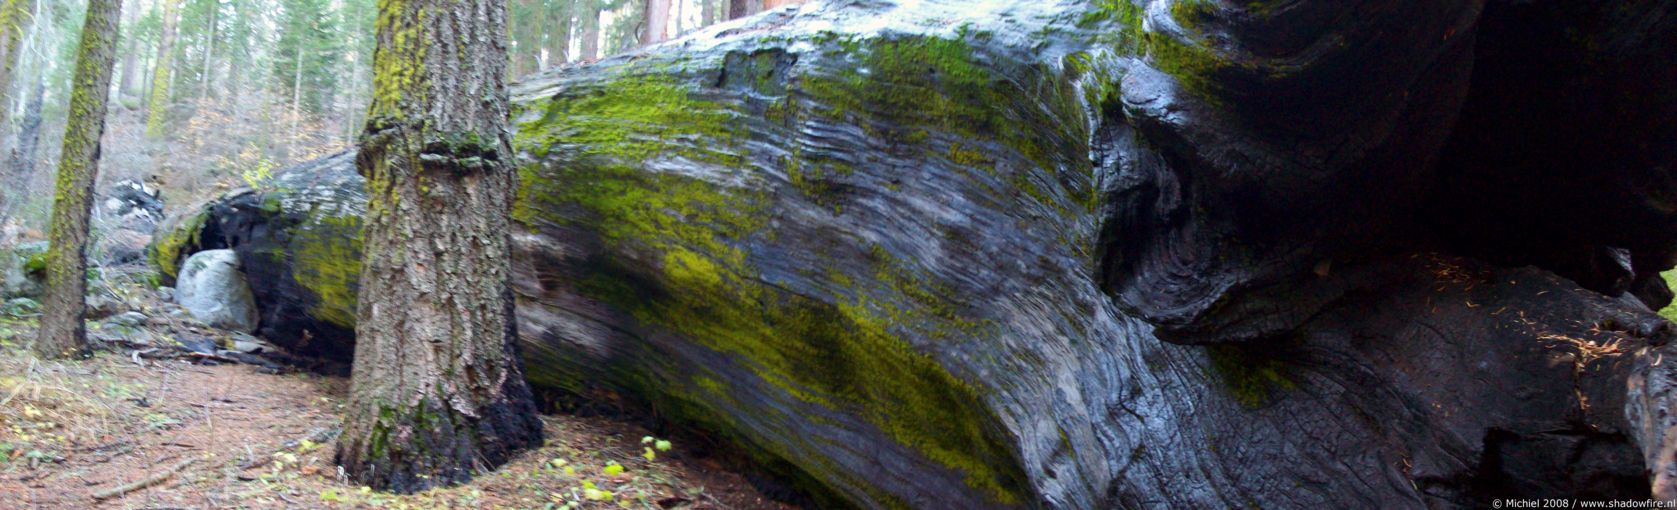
[[644, 0, 669, 44], [116, 0, 140, 99], [334, 0, 542, 493], [273, 0, 342, 116], [509, 0, 542, 77], [543, 0, 573, 67], [578, 0, 602, 60], [0, 0, 35, 132], [36, 0, 122, 359], [729, 0, 758, 20], [145, 0, 178, 137]]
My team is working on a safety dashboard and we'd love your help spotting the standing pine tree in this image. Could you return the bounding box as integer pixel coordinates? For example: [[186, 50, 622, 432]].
[[333, 0, 542, 493], [145, 0, 179, 138], [35, 0, 122, 359]]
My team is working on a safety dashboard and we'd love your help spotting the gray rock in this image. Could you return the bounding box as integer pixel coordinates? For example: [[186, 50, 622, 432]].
[[1, 241, 46, 299], [174, 250, 259, 333], [84, 294, 123, 321], [2, 297, 38, 316], [155, 286, 174, 302], [97, 228, 153, 265], [228, 333, 272, 354], [173, 334, 219, 355], [107, 311, 148, 328]]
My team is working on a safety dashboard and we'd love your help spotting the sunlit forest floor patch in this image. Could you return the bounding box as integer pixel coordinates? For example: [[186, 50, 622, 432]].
[[0, 316, 789, 509]]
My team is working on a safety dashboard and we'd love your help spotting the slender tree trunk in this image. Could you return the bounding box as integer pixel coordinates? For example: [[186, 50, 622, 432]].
[[509, 0, 539, 78], [335, 0, 542, 493], [11, 76, 40, 176], [701, 0, 714, 27], [545, 0, 572, 66], [580, 1, 599, 61], [36, 0, 122, 359], [199, 0, 215, 102], [644, 0, 670, 44], [0, 0, 35, 134], [145, 0, 179, 138], [290, 42, 302, 138], [728, 0, 757, 20], [117, 0, 140, 99]]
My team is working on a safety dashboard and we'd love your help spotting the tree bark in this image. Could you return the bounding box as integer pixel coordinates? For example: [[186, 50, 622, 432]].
[[334, 0, 542, 494], [36, 0, 122, 359], [145, 0, 178, 138], [701, 0, 715, 27]]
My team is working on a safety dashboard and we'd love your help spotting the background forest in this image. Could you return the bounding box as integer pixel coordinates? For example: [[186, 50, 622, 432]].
[[0, 0, 783, 231]]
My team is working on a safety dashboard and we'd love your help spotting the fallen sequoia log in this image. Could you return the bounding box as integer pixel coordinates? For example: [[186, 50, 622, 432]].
[[150, 0, 1677, 507]]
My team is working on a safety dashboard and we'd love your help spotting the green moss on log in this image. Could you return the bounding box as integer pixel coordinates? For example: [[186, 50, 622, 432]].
[[287, 214, 363, 328], [511, 61, 1031, 504], [1662, 271, 1677, 322], [149, 210, 209, 282]]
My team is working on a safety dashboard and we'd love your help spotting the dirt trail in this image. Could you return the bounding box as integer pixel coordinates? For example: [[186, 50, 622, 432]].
[[0, 345, 790, 509]]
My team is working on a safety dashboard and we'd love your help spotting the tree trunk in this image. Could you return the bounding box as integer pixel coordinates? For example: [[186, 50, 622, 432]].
[[701, 0, 714, 27], [727, 0, 759, 20], [9, 75, 41, 179], [579, 1, 599, 61], [509, 0, 539, 77], [543, 0, 572, 66], [334, 0, 542, 494], [0, 0, 34, 134], [145, 0, 178, 138], [644, 0, 670, 44], [199, 0, 215, 102], [36, 0, 121, 359], [289, 43, 302, 142], [117, 0, 140, 99]]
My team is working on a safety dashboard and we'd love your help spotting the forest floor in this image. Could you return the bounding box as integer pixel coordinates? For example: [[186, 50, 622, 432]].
[[0, 308, 792, 509]]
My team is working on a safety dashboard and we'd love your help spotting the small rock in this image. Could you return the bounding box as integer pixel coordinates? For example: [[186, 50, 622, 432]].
[[1, 242, 47, 299], [155, 286, 174, 302], [228, 333, 272, 354], [174, 334, 219, 355], [97, 229, 152, 265], [2, 297, 39, 316], [84, 294, 123, 320], [107, 311, 149, 328]]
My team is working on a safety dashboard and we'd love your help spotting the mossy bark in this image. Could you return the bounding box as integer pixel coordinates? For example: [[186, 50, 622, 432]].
[[35, 0, 121, 359], [334, 0, 542, 494]]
